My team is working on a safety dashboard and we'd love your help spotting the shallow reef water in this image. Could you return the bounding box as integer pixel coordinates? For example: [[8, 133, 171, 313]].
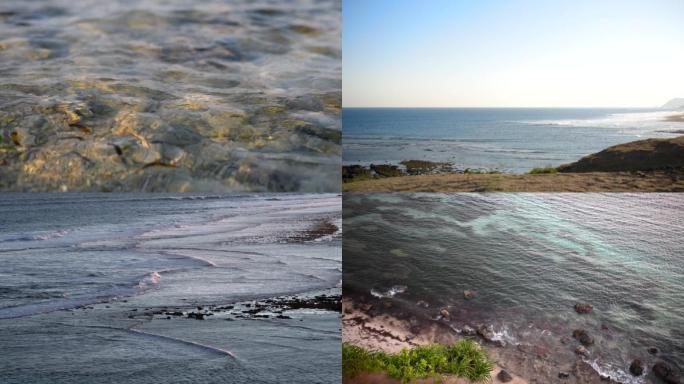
[[0, 0, 341, 192]]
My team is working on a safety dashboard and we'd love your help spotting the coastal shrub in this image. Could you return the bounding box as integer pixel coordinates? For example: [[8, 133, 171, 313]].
[[529, 167, 558, 174], [342, 344, 388, 378], [342, 340, 494, 383]]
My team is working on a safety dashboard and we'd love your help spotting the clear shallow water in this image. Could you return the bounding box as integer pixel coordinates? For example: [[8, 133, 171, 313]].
[[0, 193, 341, 383], [343, 193, 684, 383], [0, 0, 340, 192], [343, 108, 684, 173]]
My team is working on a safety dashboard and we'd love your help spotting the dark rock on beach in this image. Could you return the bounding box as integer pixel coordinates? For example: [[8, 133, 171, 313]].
[[370, 164, 404, 178], [400, 159, 452, 175], [342, 165, 371, 182], [497, 369, 513, 382], [558, 371, 570, 379]]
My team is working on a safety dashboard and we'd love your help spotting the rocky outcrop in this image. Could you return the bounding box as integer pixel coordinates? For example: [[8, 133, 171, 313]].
[[558, 136, 684, 173]]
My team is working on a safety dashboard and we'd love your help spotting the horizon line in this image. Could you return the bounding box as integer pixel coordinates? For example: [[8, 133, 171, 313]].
[[342, 105, 665, 109]]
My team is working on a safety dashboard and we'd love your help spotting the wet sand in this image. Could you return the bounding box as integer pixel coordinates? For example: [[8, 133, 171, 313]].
[[343, 170, 684, 192], [342, 298, 620, 384]]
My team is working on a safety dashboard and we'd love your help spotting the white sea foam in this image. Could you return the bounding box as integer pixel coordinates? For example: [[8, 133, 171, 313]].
[[137, 271, 161, 289], [587, 358, 646, 384], [519, 110, 684, 133], [370, 285, 408, 298]]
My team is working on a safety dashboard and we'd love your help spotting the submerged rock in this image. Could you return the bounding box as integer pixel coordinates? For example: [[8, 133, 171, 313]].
[[572, 329, 594, 346], [629, 359, 644, 376], [463, 289, 476, 300], [653, 362, 681, 384], [574, 303, 593, 314]]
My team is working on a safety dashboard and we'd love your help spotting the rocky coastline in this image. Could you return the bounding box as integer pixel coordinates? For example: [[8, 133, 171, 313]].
[[342, 294, 681, 384], [343, 136, 684, 192]]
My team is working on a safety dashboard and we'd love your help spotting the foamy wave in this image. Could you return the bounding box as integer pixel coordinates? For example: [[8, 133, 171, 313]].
[[519, 110, 684, 132], [1, 229, 71, 243], [490, 325, 518, 345], [370, 285, 407, 298], [587, 358, 646, 384], [137, 271, 161, 289]]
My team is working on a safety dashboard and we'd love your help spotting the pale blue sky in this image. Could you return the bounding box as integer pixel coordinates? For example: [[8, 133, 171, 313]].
[[343, 0, 684, 107]]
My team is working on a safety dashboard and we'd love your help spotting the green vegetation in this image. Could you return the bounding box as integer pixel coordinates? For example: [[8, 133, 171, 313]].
[[529, 167, 558, 174], [342, 340, 494, 383]]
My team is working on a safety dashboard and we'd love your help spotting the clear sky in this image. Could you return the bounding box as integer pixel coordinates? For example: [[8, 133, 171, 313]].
[[343, 0, 684, 108]]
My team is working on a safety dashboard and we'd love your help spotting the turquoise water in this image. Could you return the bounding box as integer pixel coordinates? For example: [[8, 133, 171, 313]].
[[344, 193, 684, 383]]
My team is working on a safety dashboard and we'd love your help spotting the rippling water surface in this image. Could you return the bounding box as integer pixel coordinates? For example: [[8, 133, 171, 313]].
[[0, 193, 341, 383], [344, 193, 684, 383], [343, 108, 684, 173], [0, 0, 340, 192]]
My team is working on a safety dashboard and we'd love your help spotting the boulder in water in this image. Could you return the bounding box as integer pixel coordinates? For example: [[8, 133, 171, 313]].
[[477, 324, 495, 342], [653, 362, 681, 384], [439, 308, 450, 320], [572, 329, 594, 346], [463, 290, 476, 300], [574, 303, 593, 314], [575, 345, 590, 357], [461, 324, 477, 336], [629, 359, 644, 376]]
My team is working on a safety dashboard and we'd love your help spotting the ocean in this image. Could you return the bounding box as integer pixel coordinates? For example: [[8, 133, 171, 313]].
[[0, 193, 341, 383], [0, 0, 341, 192], [343, 108, 684, 173], [343, 193, 684, 384]]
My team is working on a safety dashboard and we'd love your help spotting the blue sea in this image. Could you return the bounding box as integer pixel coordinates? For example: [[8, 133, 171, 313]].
[[343, 108, 684, 173], [0, 193, 341, 383]]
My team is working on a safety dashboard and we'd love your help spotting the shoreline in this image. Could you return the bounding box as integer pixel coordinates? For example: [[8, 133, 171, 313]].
[[343, 135, 684, 192], [342, 297, 624, 384], [343, 169, 684, 192]]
